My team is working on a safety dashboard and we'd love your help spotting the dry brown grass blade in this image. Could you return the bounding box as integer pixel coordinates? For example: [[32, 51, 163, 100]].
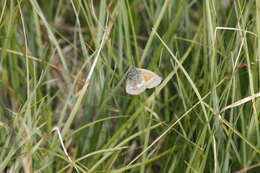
[[0, 47, 88, 84], [234, 162, 260, 173], [220, 92, 260, 113]]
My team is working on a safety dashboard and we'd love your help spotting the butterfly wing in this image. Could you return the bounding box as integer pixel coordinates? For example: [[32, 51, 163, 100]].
[[137, 68, 162, 89], [126, 78, 146, 95], [126, 69, 146, 95]]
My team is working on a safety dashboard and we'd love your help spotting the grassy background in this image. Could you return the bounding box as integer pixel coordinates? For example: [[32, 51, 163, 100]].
[[0, 0, 260, 172]]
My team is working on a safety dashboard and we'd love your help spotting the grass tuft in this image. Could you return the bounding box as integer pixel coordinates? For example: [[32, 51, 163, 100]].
[[0, 0, 260, 172]]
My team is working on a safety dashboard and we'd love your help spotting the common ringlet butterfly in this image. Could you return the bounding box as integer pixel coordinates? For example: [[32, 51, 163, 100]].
[[126, 67, 162, 95]]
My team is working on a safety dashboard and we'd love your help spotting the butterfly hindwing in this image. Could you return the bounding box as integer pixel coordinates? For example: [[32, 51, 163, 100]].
[[126, 70, 146, 95]]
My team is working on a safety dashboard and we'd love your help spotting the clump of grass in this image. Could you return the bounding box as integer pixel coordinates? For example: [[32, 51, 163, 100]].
[[0, 0, 260, 172]]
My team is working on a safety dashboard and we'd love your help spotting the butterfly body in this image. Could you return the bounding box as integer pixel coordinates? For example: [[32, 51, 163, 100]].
[[126, 67, 162, 95]]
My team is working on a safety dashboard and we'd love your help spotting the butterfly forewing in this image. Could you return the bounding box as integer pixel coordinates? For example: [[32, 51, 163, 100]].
[[138, 68, 162, 88]]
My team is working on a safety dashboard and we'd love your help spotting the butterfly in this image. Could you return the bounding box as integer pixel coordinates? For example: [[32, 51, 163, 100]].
[[126, 67, 162, 95]]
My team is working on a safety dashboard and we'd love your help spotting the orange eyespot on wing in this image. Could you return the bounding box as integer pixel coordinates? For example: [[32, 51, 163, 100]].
[[138, 68, 162, 88], [142, 71, 155, 81]]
